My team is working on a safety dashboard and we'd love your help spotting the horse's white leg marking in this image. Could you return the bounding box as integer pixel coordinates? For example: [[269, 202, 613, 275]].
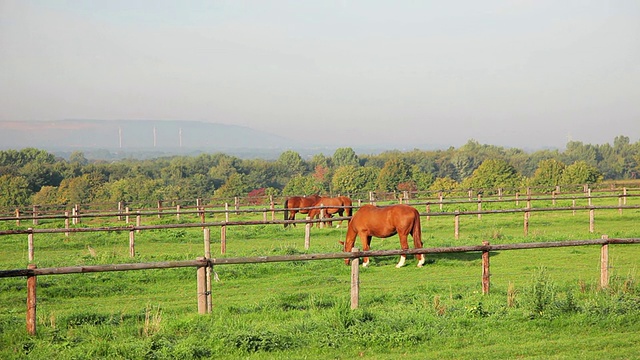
[[395, 255, 406, 268], [417, 254, 426, 267], [363, 259, 370, 267]]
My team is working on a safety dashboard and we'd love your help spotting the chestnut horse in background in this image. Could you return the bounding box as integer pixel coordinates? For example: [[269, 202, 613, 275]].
[[307, 196, 353, 228], [283, 194, 321, 228], [341, 204, 425, 268]]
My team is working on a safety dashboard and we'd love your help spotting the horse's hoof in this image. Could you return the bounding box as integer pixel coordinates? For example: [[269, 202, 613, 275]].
[[417, 264, 424, 268]]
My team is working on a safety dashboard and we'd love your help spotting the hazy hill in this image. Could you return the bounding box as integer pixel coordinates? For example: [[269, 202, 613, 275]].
[[0, 120, 304, 159], [0, 119, 456, 160]]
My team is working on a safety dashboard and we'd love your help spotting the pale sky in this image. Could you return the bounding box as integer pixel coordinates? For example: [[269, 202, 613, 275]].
[[1, 0, 639, 150]]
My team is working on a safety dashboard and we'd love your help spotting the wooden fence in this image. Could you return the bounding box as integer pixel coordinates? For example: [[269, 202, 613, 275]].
[[1, 237, 639, 335], [3, 201, 640, 263], [2, 184, 639, 225]]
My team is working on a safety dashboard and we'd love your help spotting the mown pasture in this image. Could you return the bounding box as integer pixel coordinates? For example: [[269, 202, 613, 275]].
[[1, 196, 639, 359]]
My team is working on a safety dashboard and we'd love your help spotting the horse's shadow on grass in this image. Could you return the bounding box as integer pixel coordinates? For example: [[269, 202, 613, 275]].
[[370, 251, 500, 266]]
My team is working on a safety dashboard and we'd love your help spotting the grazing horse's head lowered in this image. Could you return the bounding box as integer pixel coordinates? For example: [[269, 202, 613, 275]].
[[342, 204, 425, 268], [307, 196, 353, 228]]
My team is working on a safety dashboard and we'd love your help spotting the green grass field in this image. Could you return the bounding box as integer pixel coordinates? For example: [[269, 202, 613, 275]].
[[1, 200, 639, 359]]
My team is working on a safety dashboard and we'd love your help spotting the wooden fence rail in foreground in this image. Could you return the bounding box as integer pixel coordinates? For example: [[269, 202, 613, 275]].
[[2, 237, 639, 335]]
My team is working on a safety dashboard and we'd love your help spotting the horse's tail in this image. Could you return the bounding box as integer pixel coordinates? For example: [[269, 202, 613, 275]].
[[283, 198, 289, 228], [412, 209, 423, 249]]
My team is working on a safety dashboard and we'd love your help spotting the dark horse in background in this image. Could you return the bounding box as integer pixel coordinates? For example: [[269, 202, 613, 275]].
[[341, 204, 425, 268], [283, 194, 321, 228], [307, 196, 353, 228]]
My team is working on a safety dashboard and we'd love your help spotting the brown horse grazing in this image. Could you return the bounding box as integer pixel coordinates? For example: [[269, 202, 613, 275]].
[[307, 196, 352, 228], [342, 204, 425, 268], [283, 194, 321, 228]]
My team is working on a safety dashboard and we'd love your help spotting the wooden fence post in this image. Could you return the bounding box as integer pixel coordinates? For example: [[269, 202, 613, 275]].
[[234, 197, 240, 214], [118, 201, 123, 221], [136, 211, 141, 233], [572, 199, 576, 216], [319, 206, 325, 229], [600, 235, 609, 289], [225, 203, 230, 222], [176, 204, 181, 220], [196, 257, 208, 314], [129, 230, 135, 257], [28, 228, 34, 262], [305, 217, 311, 250], [477, 194, 482, 220], [125, 207, 130, 224], [524, 209, 529, 237], [157, 200, 163, 219], [64, 211, 69, 237], [26, 264, 37, 335], [454, 210, 460, 240], [482, 241, 490, 295], [515, 192, 520, 206], [618, 196, 623, 215], [16, 208, 21, 226], [426, 204, 431, 222], [203, 228, 213, 313], [32, 205, 38, 226], [220, 226, 227, 254], [203, 228, 211, 259], [350, 248, 360, 310], [589, 208, 595, 233], [270, 197, 275, 221], [74, 204, 80, 224], [439, 192, 443, 211]]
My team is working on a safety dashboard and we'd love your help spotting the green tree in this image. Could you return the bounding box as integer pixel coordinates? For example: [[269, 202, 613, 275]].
[[560, 161, 603, 185], [563, 141, 598, 166], [411, 165, 435, 190], [32, 185, 60, 205], [214, 173, 249, 199], [277, 150, 306, 176], [282, 175, 324, 195], [18, 162, 64, 193], [430, 177, 459, 192], [461, 159, 522, 194], [0, 175, 31, 207], [332, 166, 379, 194], [530, 159, 566, 190], [377, 158, 412, 191], [56, 172, 106, 205], [332, 147, 359, 167]]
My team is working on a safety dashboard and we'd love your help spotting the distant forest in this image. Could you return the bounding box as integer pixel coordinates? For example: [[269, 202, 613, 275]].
[[0, 136, 638, 208]]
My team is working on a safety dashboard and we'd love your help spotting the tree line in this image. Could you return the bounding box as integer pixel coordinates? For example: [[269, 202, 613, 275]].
[[1, 136, 639, 208]]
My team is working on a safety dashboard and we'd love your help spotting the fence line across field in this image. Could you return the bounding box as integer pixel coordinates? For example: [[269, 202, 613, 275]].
[[3, 184, 639, 226], [2, 237, 639, 335], [4, 203, 640, 263], [4, 192, 639, 230]]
